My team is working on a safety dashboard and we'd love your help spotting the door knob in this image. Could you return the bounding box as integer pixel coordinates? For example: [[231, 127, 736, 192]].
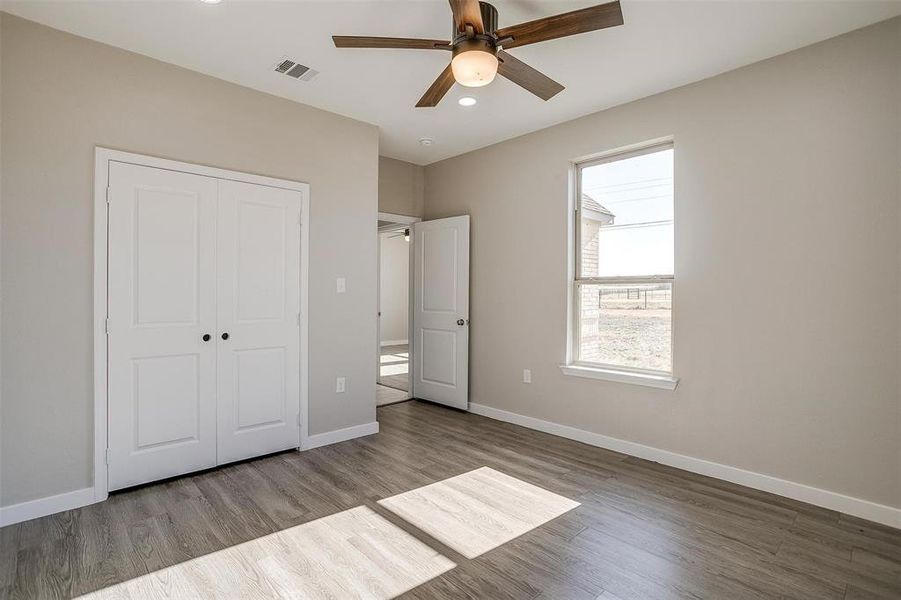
[[457, 319, 465, 326], [202, 334, 211, 342], [221, 332, 230, 340]]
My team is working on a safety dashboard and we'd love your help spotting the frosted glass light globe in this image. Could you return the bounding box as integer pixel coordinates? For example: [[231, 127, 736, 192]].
[[451, 50, 498, 87]]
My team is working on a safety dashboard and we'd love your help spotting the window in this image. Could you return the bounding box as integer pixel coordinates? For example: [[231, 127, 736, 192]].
[[569, 142, 674, 382]]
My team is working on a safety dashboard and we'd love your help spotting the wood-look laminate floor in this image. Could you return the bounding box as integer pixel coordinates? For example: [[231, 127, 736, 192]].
[[377, 384, 408, 406], [1, 400, 899, 599]]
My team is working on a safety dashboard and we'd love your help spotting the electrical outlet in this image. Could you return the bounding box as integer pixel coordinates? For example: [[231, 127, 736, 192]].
[[523, 369, 531, 384], [336, 277, 346, 293], [336, 377, 346, 393]]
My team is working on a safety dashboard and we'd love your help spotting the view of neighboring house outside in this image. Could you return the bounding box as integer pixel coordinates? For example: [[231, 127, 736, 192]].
[[578, 194, 613, 364]]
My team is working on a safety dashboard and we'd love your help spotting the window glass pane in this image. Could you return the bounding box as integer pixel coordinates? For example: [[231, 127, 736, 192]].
[[578, 282, 672, 372], [580, 148, 673, 278]]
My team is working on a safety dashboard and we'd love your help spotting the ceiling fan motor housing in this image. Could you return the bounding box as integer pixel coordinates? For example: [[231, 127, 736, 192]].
[[452, 37, 497, 59], [477, 1, 499, 34], [452, 2, 499, 56]]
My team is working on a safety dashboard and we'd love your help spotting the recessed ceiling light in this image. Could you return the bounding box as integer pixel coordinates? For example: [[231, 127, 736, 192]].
[[458, 97, 477, 107], [418, 137, 434, 147], [200, 0, 222, 4]]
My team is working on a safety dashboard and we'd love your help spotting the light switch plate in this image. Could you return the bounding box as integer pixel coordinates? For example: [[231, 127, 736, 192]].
[[523, 369, 531, 384], [336, 377, 346, 393], [336, 277, 346, 293]]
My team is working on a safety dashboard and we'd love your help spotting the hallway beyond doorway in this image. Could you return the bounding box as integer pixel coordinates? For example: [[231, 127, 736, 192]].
[[379, 343, 409, 392]]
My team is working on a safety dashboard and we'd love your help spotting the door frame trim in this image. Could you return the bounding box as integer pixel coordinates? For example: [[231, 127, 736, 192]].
[[93, 147, 311, 503]]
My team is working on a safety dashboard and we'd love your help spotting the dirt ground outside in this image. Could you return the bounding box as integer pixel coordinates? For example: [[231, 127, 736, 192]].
[[581, 308, 671, 372]]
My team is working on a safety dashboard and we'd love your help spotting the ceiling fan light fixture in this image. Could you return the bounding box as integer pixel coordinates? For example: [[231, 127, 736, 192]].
[[451, 49, 498, 87], [333, 0, 624, 106]]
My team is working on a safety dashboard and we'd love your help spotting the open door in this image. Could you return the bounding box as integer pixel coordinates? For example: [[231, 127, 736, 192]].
[[412, 216, 470, 409]]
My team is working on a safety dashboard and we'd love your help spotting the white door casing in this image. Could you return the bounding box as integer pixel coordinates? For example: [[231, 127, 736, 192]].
[[375, 212, 420, 398], [216, 179, 302, 464], [107, 162, 219, 490], [412, 216, 470, 409]]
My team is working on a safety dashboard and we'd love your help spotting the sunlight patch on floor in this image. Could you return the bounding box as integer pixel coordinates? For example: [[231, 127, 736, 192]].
[[380, 352, 409, 378], [380, 362, 409, 377], [77, 506, 455, 599], [379, 466, 580, 559], [379, 355, 407, 365]]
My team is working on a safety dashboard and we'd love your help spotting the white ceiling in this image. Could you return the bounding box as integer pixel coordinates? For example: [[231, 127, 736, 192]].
[[3, 0, 899, 164]]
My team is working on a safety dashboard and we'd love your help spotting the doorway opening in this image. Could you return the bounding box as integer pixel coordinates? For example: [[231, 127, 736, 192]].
[[377, 212, 418, 406]]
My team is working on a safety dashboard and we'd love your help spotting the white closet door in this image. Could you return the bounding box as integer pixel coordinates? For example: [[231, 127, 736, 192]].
[[216, 180, 302, 464], [107, 162, 219, 490]]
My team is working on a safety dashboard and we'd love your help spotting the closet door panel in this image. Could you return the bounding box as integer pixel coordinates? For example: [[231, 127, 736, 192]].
[[216, 180, 301, 464], [107, 162, 219, 490]]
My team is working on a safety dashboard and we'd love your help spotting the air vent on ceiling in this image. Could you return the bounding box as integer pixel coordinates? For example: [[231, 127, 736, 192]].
[[273, 57, 318, 82]]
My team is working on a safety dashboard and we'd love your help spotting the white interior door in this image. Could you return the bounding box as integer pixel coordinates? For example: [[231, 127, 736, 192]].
[[216, 180, 302, 465], [412, 216, 470, 409], [107, 162, 218, 490]]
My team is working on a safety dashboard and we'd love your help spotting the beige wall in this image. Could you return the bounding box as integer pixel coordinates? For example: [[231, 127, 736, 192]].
[[379, 156, 424, 217], [0, 14, 4, 504], [0, 14, 379, 506], [425, 18, 901, 509], [379, 233, 409, 343]]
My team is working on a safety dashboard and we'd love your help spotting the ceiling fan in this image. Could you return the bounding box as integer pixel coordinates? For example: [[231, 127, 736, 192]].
[[333, 0, 624, 107]]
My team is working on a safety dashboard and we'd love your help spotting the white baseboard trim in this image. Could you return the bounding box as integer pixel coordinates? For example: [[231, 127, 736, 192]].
[[302, 421, 380, 451], [0, 486, 98, 527], [380, 339, 408, 347], [469, 403, 901, 529]]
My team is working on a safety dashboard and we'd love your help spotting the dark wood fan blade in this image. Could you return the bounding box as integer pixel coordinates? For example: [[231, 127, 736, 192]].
[[333, 36, 451, 50], [497, 50, 563, 101], [416, 64, 456, 107], [449, 0, 484, 35], [495, 1, 623, 50]]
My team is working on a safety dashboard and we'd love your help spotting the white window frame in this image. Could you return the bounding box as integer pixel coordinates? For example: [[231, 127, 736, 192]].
[[561, 140, 678, 390]]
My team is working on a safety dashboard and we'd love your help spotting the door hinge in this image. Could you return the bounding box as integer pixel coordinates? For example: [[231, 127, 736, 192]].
[[298, 212, 302, 226], [106, 187, 111, 204], [105, 317, 110, 335], [297, 313, 301, 326], [106, 448, 111, 465], [296, 413, 301, 426]]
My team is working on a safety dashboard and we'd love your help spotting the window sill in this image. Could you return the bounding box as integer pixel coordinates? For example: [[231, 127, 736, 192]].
[[559, 364, 679, 390]]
